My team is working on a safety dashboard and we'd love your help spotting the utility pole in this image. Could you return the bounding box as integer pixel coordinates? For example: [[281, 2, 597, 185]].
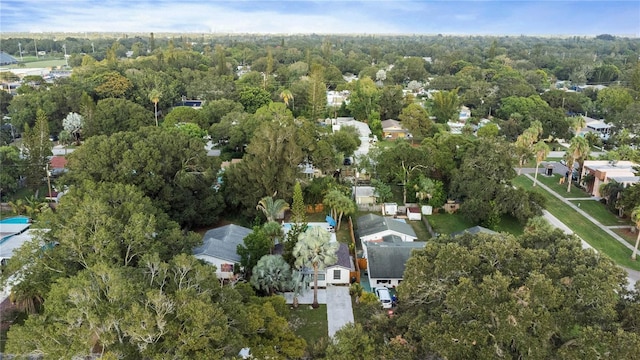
[[18, 42, 23, 60], [63, 44, 68, 67], [34, 38, 38, 59]]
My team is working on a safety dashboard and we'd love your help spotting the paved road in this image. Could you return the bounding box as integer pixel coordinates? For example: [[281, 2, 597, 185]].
[[526, 173, 639, 290]]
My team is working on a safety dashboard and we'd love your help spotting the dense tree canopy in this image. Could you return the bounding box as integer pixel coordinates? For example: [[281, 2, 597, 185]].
[[396, 224, 639, 359], [64, 126, 223, 228]]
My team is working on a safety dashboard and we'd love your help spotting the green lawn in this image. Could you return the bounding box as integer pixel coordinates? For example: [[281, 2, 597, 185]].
[[514, 175, 640, 271], [408, 219, 431, 241], [426, 212, 523, 237], [534, 174, 592, 198], [612, 228, 638, 247], [289, 305, 328, 347], [5, 58, 67, 68], [427, 212, 476, 235], [568, 200, 629, 226]]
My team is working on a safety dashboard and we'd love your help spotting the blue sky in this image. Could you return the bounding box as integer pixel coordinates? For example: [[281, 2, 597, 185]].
[[1, 1, 638, 36]]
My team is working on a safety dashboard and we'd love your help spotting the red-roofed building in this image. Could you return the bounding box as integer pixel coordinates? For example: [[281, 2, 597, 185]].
[[49, 156, 68, 177]]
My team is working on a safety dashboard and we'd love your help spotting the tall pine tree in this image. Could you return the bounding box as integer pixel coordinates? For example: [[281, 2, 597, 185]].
[[22, 109, 52, 192]]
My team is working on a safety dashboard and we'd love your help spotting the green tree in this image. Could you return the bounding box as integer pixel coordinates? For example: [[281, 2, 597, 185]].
[[149, 88, 162, 126], [223, 115, 306, 216], [250, 255, 293, 295], [397, 230, 632, 359], [325, 323, 378, 360], [238, 86, 272, 114], [330, 125, 361, 157], [347, 77, 379, 121], [323, 189, 356, 231], [413, 175, 446, 208], [308, 67, 327, 120], [293, 226, 338, 308], [431, 89, 459, 123], [64, 127, 223, 228], [22, 109, 52, 191], [566, 136, 590, 192], [291, 181, 306, 224], [85, 98, 154, 137], [399, 103, 432, 141], [0, 145, 23, 198], [237, 226, 272, 278], [630, 206, 640, 261]]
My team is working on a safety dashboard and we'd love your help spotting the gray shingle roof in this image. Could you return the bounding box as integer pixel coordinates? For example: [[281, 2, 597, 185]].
[[193, 224, 252, 263], [332, 243, 353, 269], [450, 226, 497, 238], [366, 242, 425, 279], [0, 52, 18, 65], [356, 214, 417, 239]]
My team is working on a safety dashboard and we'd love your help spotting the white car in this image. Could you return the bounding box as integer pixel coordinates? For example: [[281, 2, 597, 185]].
[[374, 287, 393, 309]]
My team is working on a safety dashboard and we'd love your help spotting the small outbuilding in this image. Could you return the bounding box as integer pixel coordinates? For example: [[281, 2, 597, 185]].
[[406, 207, 421, 220]]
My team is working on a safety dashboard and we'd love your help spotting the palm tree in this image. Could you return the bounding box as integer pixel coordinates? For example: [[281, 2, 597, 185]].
[[566, 136, 590, 193], [250, 255, 293, 295], [262, 221, 284, 254], [572, 116, 587, 135], [571, 136, 590, 185], [322, 189, 356, 231], [600, 181, 625, 216], [256, 193, 290, 223], [630, 206, 640, 260], [293, 227, 339, 308], [533, 141, 550, 187], [149, 89, 162, 126], [280, 89, 294, 109]]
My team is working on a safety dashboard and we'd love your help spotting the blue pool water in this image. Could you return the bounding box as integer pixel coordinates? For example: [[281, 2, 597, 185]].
[[0, 216, 30, 224]]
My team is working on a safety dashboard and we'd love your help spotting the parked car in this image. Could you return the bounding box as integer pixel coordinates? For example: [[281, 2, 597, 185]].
[[375, 287, 393, 309]]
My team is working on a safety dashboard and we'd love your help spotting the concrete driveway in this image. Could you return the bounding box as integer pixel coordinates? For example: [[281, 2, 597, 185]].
[[283, 285, 354, 338], [325, 286, 354, 338]]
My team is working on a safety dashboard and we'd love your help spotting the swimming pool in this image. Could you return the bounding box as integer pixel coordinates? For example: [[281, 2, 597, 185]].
[[0, 216, 30, 224]]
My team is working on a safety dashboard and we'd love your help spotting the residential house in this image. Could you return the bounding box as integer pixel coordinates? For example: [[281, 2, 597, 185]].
[[581, 116, 612, 140], [0, 52, 18, 65], [306, 243, 354, 288], [581, 160, 640, 197], [363, 237, 424, 288], [381, 119, 410, 139], [49, 155, 68, 177], [193, 224, 253, 280], [356, 214, 418, 243]]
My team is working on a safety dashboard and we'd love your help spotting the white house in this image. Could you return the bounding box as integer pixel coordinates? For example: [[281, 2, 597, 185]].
[[306, 243, 354, 288], [356, 214, 418, 243], [193, 224, 252, 280], [581, 116, 612, 140]]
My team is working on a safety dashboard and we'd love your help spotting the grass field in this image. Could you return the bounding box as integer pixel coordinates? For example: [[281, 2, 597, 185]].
[[533, 174, 592, 198], [514, 175, 640, 271], [426, 212, 523, 237], [289, 305, 328, 347], [3, 58, 67, 69], [567, 199, 629, 226]]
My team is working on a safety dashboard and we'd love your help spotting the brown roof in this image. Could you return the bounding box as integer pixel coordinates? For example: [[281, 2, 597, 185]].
[[50, 156, 67, 169]]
